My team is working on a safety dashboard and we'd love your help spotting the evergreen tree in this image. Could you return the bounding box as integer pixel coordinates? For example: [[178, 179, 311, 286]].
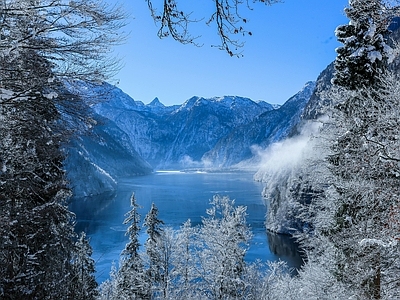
[[117, 193, 150, 299], [332, 0, 394, 90], [143, 203, 164, 298], [72, 232, 99, 300], [320, 77, 400, 299], [98, 262, 119, 300], [0, 1, 124, 298], [0, 39, 76, 300], [302, 1, 400, 298]]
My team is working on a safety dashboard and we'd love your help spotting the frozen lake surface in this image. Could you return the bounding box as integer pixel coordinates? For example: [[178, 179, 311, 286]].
[[70, 171, 303, 283]]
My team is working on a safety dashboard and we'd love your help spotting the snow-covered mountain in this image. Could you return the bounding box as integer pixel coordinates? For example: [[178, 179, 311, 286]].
[[93, 90, 281, 169], [255, 22, 400, 234], [64, 80, 315, 196], [203, 82, 316, 167]]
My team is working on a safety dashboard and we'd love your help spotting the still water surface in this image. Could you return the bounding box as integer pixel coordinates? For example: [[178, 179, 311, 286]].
[[70, 171, 302, 283]]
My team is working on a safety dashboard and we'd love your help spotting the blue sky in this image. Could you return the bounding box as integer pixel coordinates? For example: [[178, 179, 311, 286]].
[[113, 0, 349, 105]]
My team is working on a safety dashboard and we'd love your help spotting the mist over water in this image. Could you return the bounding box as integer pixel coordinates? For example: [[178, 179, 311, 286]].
[[70, 171, 303, 283]]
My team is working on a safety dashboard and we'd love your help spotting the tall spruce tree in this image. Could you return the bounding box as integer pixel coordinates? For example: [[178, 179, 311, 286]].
[[117, 193, 150, 299], [143, 203, 164, 298], [332, 0, 394, 90], [72, 232, 99, 300]]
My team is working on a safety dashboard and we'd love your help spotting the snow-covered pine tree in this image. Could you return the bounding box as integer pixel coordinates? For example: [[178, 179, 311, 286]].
[[143, 203, 165, 298], [0, 22, 77, 300], [98, 262, 119, 300], [72, 232, 99, 300], [319, 76, 400, 299], [193, 196, 252, 299], [168, 220, 197, 299], [117, 193, 150, 299], [332, 0, 394, 90]]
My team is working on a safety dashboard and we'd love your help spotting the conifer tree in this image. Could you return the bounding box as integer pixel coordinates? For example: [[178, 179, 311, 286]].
[[72, 232, 99, 300], [143, 203, 164, 298], [0, 0, 124, 298], [117, 193, 150, 299], [332, 0, 394, 90]]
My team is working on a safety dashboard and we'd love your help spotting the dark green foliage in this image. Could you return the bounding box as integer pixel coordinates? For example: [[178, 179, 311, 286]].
[[1, 1, 123, 298], [332, 0, 393, 90]]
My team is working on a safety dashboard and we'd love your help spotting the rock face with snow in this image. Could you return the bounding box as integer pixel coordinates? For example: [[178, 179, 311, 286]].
[[64, 117, 152, 197], [203, 82, 316, 167], [91, 83, 317, 170]]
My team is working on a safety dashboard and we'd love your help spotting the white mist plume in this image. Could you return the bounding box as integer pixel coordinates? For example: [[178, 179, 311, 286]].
[[253, 119, 327, 233], [254, 119, 324, 183], [179, 155, 203, 168]]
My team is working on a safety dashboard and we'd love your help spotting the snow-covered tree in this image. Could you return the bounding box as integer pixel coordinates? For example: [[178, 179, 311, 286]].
[[295, 1, 400, 298], [157, 227, 177, 299], [193, 195, 252, 299], [117, 193, 150, 299], [168, 220, 197, 299], [332, 0, 395, 90], [72, 232, 99, 300], [314, 76, 400, 299], [0, 0, 124, 298], [98, 262, 119, 300], [143, 203, 165, 298]]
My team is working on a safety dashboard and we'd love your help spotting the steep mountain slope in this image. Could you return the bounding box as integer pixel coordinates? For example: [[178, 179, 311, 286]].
[[257, 22, 400, 234], [161, 96, 275, 168], [64, 117, 152, 197], [203, 82, 316, 167]]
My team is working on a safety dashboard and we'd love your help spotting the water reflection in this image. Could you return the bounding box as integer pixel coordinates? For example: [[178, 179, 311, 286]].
[[266, 231, 305, 273], [69, 191, 117, 235]]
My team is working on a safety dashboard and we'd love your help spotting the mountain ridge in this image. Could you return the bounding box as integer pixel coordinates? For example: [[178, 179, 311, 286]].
[[65, 81, 315, 196]]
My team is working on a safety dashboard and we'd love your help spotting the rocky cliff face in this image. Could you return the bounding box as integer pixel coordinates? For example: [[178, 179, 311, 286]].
[[92, 84, 316, 170], [64, 116, 152, 197], [93, 89, 283, 169]]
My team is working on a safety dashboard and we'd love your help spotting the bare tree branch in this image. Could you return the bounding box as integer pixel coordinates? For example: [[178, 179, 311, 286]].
[[146, 0, 281, 57]]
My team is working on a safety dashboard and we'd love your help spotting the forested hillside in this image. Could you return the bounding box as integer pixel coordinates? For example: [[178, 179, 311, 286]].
[[255, 1, 400, 298], [0, 1, 124, 298]]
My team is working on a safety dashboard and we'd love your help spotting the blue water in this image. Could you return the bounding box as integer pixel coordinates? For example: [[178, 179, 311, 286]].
[[70, 171, 302, 283]]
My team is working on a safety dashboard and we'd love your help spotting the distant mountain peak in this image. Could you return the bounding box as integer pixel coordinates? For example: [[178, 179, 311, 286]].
[[148, 97, 164, 107]]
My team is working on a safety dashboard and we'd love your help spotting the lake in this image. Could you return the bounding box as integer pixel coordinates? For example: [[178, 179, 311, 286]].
[[69, 171, 303, 283]]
